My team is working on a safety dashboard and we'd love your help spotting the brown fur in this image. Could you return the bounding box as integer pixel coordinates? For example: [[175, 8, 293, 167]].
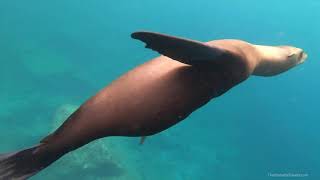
[[43, 39, 256, 153]]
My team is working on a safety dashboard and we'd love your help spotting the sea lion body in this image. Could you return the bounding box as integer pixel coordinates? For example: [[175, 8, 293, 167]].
[[50, 40, 253, 152], [0, 33, 307, 179]]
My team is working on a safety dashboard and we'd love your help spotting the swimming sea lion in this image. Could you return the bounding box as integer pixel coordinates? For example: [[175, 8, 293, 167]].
[[0, 31, 307, 179]]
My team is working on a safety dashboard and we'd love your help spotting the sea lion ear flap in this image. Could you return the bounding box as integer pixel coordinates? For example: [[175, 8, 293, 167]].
[[131, 31, 227, 65], [288, 52, 295, 58]]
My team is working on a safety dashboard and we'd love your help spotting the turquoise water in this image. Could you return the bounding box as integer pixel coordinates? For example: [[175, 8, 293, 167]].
[[0, 1, 319, 179]]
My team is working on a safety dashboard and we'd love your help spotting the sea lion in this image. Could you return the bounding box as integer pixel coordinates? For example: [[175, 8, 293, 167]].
[[0, 31, 307, 179]]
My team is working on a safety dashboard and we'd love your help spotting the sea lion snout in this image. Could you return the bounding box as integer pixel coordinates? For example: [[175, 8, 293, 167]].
[[290, 47, 308, 65], [299, 50, 308, 64]]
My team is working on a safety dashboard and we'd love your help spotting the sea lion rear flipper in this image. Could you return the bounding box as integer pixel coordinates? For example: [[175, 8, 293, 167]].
[[131, 31, 227, 65], [0, 144, 61, 179]]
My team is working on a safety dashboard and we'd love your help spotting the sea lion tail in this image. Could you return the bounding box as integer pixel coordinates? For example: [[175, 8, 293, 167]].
[[0, 144, 62, 180]]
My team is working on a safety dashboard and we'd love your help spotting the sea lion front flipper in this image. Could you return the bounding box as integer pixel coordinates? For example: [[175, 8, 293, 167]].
[[131, 31, 227, 65], [140, 136, 146, 145]]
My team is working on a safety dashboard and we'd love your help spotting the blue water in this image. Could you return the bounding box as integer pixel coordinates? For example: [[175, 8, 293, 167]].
[[0, 1, 319, 179]]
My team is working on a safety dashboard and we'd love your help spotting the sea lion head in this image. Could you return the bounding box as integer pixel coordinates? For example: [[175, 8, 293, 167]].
[[278, 46, 308, 65], [252, 45, 308, 76]]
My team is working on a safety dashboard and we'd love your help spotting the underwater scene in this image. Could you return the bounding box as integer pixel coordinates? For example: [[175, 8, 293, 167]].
[[0, 0, 319, 180]]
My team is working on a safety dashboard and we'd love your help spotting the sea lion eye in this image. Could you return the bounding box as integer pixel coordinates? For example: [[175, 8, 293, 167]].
[[299, 51, 304, 59]]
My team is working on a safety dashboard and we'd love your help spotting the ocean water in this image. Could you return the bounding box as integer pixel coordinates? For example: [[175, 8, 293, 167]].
[[0, 0, 319, 180]]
